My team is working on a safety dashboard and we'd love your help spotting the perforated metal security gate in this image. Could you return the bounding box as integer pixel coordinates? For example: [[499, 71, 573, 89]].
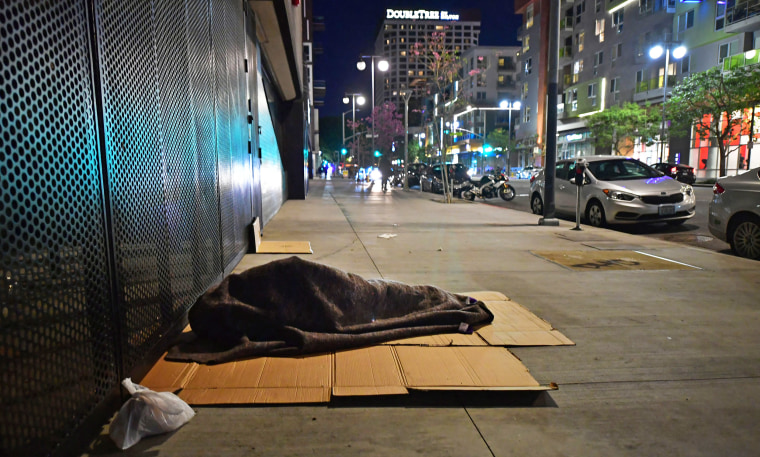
[[1, 1, 255, 455]]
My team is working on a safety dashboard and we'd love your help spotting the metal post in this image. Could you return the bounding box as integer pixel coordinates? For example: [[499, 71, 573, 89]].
[[539, 0, 560, 226], [371, 57, 375, 161], [660, 48, 670, 163], [353, 96, 357, 167], [508, 107, 513, 173], [404, 93, 409, 190]]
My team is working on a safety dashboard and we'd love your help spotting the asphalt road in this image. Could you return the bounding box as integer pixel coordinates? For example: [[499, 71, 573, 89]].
[[480, 179, 735, 257]]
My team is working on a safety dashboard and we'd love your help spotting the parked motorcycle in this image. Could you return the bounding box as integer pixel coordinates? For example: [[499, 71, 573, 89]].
[[461, 172, 516, 201], [493, 172, 516, 201]]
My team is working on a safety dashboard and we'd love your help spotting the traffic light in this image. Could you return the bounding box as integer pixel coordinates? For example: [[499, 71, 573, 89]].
[[341, 148, 348, 155], [374, 150, 381, 157]]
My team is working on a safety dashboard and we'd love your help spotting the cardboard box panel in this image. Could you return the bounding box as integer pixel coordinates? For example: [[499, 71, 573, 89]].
[[332, 346, 408, 396], [185, 354, 332, 389], [383, 332, 487, 346], [180, 387, 330, 405], [140, 357, 197, 392], [476, 299, 574, 346], [394, 346, 541, 389]]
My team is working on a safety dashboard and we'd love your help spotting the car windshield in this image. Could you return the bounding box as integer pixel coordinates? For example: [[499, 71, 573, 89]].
[[586, 159, 660, 181]]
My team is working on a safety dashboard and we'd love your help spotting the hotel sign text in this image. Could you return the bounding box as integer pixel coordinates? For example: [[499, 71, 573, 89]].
[[386, 9, 460, 21]]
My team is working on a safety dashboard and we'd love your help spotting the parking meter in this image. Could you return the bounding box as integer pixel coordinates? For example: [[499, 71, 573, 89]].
[[574, 158, 586, 186], [572, 158, 587, 230]]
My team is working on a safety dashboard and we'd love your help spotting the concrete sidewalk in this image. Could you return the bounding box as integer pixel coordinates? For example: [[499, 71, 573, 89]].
[[85, 178, 760, 457]]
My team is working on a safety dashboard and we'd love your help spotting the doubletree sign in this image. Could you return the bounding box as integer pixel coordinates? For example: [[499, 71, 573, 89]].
[[386, 9, 460, 21]]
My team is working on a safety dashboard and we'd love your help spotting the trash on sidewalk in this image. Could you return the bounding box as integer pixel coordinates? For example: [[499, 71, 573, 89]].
[[378, 233, 397, 239], [109, 378, 195, 450]]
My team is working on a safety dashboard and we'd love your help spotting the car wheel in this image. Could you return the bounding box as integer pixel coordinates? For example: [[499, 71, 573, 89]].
[[730, 216, 760, 260], [666, 219, 687, 226], [586, 201, 606, 227], [530, 193, 543, 215]]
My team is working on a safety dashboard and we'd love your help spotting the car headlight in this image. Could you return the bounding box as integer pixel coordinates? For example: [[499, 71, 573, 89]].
[[603, 189, 637, 201], [681, 184, 694, 196]]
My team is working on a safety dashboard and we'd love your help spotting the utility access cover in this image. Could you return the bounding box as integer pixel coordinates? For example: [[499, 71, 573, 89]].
[[532, 250, 700, 271]]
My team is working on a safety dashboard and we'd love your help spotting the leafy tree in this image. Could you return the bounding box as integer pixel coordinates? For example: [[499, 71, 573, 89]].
[[486, 128, 513, 151], [346, 118, 370, 167], [410, 30, 463, 159], [585, 102, 660, 156], [407, 141, 424, 164], [666, 65, 760, 176], [486, 128, 517, 168], [371, 101, 405, 160]]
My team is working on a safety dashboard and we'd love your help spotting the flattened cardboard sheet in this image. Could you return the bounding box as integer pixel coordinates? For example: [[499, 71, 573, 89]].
[[142, 291, 567, 404], [394, 346, 542, 389], [382, 291, 573, 347], [382, 332, 487, 346], [140, 357, 197, 392], [175, 354, 331, 405], [332, 346, 408, 397], [256, 240, 313, 254], [251, 217, 312, 254], [476, 299, 575, 346]]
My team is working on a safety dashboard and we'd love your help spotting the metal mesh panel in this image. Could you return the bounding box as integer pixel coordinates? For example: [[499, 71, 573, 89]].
[[95, 0, 173, 371], [0, 1, 116, 455], [1, 0, 254, 455], [212, 0, 237, 268], [185, 0, 224, 291]]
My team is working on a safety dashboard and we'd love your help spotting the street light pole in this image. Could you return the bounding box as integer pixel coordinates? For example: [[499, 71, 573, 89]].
[[660, 47, 670, 163], [649, 43, 687, 163], [357, 55, 389, 163], [499, 100, 521, 173], [343, 93, 366, 170]]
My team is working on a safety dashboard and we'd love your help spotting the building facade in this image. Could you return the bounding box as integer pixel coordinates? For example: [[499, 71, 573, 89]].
[[451, 46, 524, 172], [374, 8, 482, 113], [514, 0, 759, 178], [1, 1, 315, 455]]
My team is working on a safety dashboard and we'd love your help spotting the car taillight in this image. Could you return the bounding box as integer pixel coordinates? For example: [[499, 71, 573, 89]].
[[670, 167, 678, 174], [713, 183, 725, 195]]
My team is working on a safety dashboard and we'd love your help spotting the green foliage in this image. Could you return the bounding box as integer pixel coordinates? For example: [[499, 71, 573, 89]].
[[585, 103, 660, 155], [666, 65, 760, 175], [486, 128, 513, 151]]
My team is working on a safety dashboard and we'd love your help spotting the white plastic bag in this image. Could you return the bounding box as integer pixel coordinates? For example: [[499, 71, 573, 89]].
[[109, 378, 195, 450]]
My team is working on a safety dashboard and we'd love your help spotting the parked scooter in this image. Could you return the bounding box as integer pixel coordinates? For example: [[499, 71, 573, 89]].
[[461, 172, 516, 201]]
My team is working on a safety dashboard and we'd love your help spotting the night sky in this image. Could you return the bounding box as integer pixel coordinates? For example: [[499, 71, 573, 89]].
[[313, 0, 522, 118]]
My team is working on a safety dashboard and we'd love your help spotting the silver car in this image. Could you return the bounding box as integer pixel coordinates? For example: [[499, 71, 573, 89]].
[[529, 156, 696, 227], [708, 167, 760, 260]]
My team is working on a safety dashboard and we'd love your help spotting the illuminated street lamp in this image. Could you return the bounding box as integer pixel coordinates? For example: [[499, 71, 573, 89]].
[[649, 43, 687, 162], [357, 55, 389, 162], [343, 93, 365, 165]]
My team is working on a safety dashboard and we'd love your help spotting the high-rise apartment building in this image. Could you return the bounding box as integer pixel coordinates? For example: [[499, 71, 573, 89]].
[[514, 0, 759, 177], [373, 8, 482, 111]]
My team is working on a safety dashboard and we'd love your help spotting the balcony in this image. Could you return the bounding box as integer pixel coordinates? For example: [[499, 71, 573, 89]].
[[725, 0, 760, 33], [632, 76, 675, 103], [722, 48, 760, 70], [559, 46, 573, 60]]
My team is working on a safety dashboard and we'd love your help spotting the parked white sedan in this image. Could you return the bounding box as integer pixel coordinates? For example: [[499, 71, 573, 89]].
[[708, 168, 760, 260], [529, 156, 696, 227]]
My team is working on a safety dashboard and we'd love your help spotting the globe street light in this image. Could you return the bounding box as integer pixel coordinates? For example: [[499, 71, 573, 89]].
[[343, 93, 365, 168], [499, 100, 521, 172], [357, 55, 389, 163], [649, 43, 687, 162]]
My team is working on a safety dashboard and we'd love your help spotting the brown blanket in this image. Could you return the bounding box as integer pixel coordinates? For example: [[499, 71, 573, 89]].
[[166, 256, 493, 364]]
